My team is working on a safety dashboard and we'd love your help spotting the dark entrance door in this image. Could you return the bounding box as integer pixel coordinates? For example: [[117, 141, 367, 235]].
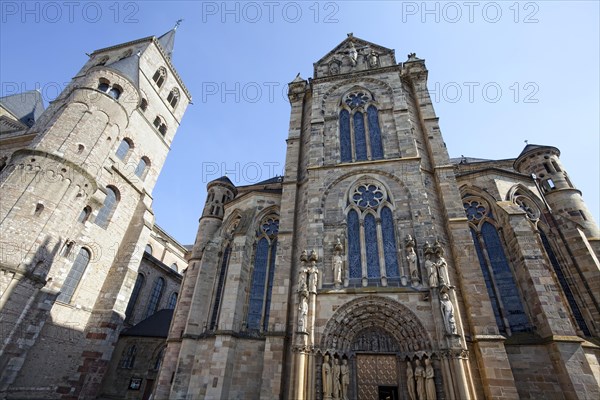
[[378, 386, 398, 400]]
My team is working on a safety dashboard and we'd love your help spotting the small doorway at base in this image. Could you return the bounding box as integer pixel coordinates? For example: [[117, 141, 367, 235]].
[[378, 386, 398, 400]]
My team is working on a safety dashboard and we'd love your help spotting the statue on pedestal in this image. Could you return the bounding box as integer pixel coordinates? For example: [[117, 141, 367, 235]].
[[297, 295, 308, 333], [424, 242, 438, 288], [425, 358, 437, 400], [406, 360, 417, 400], [332, 239, 344, 287], [340, 359, 349, 400], [308, 250, 319, 293], [440, 292, 458, 335], [434, 241, 450, 287], [405, 235, 420, 284], [332, 358, 341, 399], [322, 354, 333, 399], [414, 359, 426, 400]]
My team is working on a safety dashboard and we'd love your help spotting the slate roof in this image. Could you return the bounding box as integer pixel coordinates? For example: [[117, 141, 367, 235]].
[[0, 90, 45, 127], [450, 156, 492, 165], [157, 28, 176, 59], [517, 143, 559, 158], [121, 309, 173, 338], [108, 54, 140, 87]]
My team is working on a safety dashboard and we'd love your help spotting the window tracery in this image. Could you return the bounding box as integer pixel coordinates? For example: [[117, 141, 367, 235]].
[[247, 215, 279, 331], [346, 180, 399, 283], [339, 90, 384, 163], [463, 195, 530, 335]]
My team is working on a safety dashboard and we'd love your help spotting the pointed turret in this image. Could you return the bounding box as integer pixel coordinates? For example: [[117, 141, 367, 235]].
[[157, 19, 182, 59]]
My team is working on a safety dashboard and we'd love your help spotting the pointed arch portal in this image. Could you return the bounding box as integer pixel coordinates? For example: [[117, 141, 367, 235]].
[[318, 296, 436, 400]]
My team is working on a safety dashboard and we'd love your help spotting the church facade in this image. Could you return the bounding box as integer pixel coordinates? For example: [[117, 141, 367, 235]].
[[156, 36, 600, 399]]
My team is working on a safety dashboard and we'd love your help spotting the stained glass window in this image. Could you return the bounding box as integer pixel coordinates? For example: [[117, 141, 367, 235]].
[[364, 214, 380, 278], [471, 229, 506, 333], [263, 239, 278, 331], [120, 345, 136, 369], [353, 112, 367, 161], [346, 182, 399, 284], [210, 245, 231, 329], [367, 106, 383, 160], [167, 292, 178, 310], [347, 209, 362, 279], [340, 110, 352, 162], [145, 277, 165, 318], [540, 231, 590, 336], [57, 248, 91, 303], [381, 207, 399, 278], [247, 238, 269, 330], [481, 222, 529, 333]]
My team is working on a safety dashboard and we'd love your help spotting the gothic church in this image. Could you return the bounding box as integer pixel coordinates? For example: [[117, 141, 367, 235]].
[[155, 36, 600, 399], [0, 29, 599, 400]]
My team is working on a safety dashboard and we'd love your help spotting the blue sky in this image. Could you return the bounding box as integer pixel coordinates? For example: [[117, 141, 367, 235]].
[[1, 1, 598, 245]]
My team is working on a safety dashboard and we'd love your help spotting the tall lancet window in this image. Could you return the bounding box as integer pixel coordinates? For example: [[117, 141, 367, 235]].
[[247, 216, 279, 331], [463, 195, 530, 335], [339, 90, 384, 163], [346, 181, 399, 284]]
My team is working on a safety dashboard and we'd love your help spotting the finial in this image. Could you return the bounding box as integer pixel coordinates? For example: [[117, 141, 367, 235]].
[[347, 32, 353, 37], [174, 19, 184, 30], [524, 139, 528, 145]]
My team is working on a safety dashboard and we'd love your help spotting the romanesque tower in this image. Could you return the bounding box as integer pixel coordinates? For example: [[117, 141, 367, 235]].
[[0, 27, 190, 398]]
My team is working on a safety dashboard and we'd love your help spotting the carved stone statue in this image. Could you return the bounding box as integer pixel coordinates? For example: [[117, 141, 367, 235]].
[[348, 43, 358, 66], [434, 241, 450, 287], [414, 359, 426, 400], [332, 358, 341, 399], [297, 295, 308, 333], [406, 360, 417, 400], [368, 50, 378, 67], [405, 235, 419, 284], [424, 243, 438, 288], [298, 266, 308, 293], [322, 354, 333, 399], [332, 239, 344, 286], [308, 250, 319, 293], [329, 61, 340, 75], [440, 292, 458, 335], [340, 359, 349, 400], [425, 358, 437, 400]]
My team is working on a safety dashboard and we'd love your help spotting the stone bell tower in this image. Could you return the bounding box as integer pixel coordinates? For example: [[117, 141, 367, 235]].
[[0, 27, 190, 398]]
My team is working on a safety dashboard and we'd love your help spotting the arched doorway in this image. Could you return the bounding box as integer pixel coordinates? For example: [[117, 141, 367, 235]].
[[318, 296, 439, 400]]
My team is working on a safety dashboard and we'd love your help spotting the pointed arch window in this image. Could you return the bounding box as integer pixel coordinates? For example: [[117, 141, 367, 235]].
[[125, 273, 145, 322], [145, 277, 165, 318], [346, 182, 399, 284], [167, 88, 180, 108], [247, 216, 279, 331], [152, 67, 166, 88], [57, 247, 91, 303], [210, 244, 231, 330], [95, 186, 119, 228], [339, 91, 384, 163], [119, 345, 136, 369], [464, 196, 530, 335], [153, 116, 167, 136], [167, 292, 178, 310]]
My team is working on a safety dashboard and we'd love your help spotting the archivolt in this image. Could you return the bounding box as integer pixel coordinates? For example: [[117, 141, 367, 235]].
[[319, 296, 432, 355]]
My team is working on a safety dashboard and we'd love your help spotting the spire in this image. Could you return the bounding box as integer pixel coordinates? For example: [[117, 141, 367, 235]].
[[157, 19, 182, 60]]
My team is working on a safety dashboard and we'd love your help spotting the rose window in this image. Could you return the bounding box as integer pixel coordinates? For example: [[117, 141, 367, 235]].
[[463, 200, 487, 222], [261, 218, 279, 237], [352, 184, 384, 208], [344, 92, 370, 109], [515, 196, 539, 221]]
